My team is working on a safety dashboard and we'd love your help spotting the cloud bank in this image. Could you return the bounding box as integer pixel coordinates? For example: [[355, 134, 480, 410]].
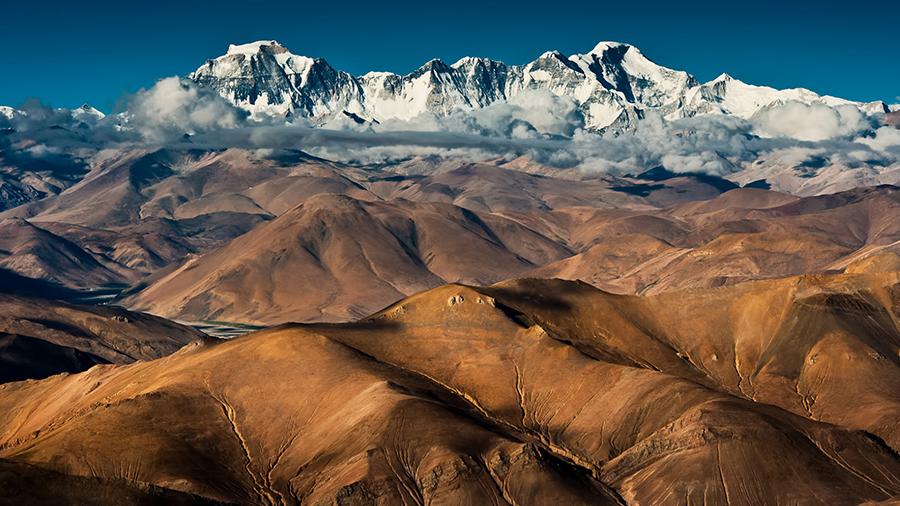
[[750, 102, 868, 142], [3, 77, 899, 178], [124, 77, 248, 142]]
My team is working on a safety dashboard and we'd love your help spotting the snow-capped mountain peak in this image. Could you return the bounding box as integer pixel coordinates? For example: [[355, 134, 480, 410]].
[[225, 40, 285, 55], [537, 49, 567, 59], [587, 40, 632, 54], [191, 40, 362, 120], [73, 104, 105, 120], [451, 56, 503, 70], [188, 40, 888, 132], [685, 73, 889, 118], [0, 106, 17, 120], [712, 73, 734, 82], [0, 104, 105, 124]]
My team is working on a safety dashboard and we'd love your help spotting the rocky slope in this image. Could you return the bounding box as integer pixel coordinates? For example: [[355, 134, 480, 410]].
[[531, 185, 900, 294], [1, 272, 898, 504], [0, 150, 735, 299], [0, 290, 210, 383], [128, 194, 573, 323], [130, 185, 900, 324]]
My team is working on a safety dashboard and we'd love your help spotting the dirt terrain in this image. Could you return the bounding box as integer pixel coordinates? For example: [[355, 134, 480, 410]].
[[1, 272, 898, 504]]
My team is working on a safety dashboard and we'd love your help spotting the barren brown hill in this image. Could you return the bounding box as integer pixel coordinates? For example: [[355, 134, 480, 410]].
[[0, 141, 89, 212], [129, 194, 571, 323], [531, 186, 900, 294], [4, 143, 899, 329], [0, 458, 225, 505], [132, 186, 900, 325], [0, 148, 366, 287], [1, 148, 371, 227], [365, 163, 647, 213], [480, 273, 900, 449], [1, 273, 899, 504], [39, 213, 268, 277], [0, 334, 106, 384], [0, 292, 209, 382], [0, 217, 130, 289], [365, 163, 745, 213], [0, 148, 766, 298]]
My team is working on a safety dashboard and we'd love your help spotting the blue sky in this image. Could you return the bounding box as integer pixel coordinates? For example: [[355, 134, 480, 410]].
[[3, 0, 898, 111]]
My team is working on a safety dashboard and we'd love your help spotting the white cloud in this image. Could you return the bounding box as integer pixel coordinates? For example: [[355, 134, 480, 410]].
[[470, 90, 583, 138], [126, 77, 248, 142], [860, 126, 900, 155], [365, 89, 582, 139], [5, 88, 900, 178], [751, 101, 868, 142], [660, 152, 733, 175]]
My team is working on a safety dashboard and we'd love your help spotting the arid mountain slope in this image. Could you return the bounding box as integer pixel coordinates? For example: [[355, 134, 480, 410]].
[[129, 194, 571, 323], [0, 217, 131, 289], [0, 335, 106, 384], [3, 149, 369, 226], [0, 458, 225, 506], [38, 214, 268, 276], [0, 148, 364, 286], [0, 149, 747, 293], [0, 292, 209, 382], [365, 163, 647, 213], [133, 186, 900, 324], [1, 273, 898, 504], [531, 186, 900, 294], [481, 273, 900, 449], [3, 143, 899, 327]]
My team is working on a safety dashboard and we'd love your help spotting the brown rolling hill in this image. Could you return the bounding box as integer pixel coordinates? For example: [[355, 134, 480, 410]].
[[530, 186, 900, 294], [2, 148, 370, 227], [365, 163, 646, 213], [38, 213, 269, 277], [0, 291, 210, 382], [479, 273, 900, 450], [0, 217, 131, 289], [0, 148, 364, 288], [128, 194, 572, 323], [1, 272, 898, 504], [0, 334, 107, 384], [0, 458, 225, 505], [365, 163, 741, 213], [131, 186, 900, 325], [3, 143, 899, 330], [0, 148, 747, 297]]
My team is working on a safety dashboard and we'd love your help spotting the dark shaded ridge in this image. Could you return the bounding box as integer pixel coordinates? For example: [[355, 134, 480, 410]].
[[744, 179, 771, 189], [636, 166, 739, 192], [0, 334, 108, 383], [0, 456, 232, 505], [609, 183, 665, 196], [0, 267, 83, 300]]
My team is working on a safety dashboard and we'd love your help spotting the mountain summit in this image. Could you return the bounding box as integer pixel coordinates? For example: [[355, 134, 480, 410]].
[[190, 40, 889, 131]]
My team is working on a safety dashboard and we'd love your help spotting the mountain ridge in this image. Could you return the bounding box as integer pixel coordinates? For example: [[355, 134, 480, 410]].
[[2, 272, 899, 504], [188, 39, 890, 131]]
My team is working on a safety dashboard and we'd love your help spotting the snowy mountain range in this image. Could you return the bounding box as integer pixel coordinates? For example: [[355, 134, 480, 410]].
[[189, 40, 891, 132], [0, 104, 105, 124]]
